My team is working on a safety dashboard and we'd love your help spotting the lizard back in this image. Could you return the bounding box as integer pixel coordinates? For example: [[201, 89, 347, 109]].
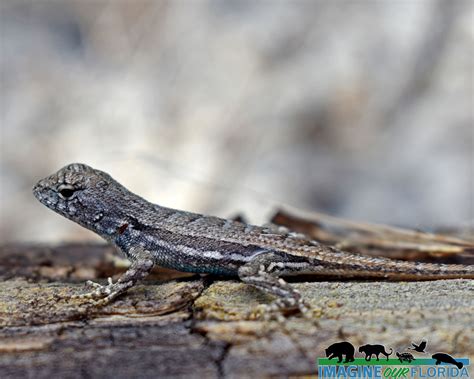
[[33, 163, 474, 279]]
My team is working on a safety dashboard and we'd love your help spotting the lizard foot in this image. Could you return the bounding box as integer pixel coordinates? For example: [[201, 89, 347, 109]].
[[245, 304, 286, 322], [238, 251, 316, 321], [68, 249, 155, 306], [70, 277, 119, 301], [245, 296, 313, 322]]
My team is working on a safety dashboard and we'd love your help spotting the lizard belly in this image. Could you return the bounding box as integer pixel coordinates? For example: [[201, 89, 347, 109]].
[[114, 227, 317, 277], [153, 247, 242, 276], [115, 230, 250, 276]]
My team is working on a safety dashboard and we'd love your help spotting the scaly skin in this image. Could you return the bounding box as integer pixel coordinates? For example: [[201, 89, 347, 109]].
[[33, 163, 474, 317]]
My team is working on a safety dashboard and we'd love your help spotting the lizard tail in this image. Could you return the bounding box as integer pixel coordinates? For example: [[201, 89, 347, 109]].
[[306, 246, 474, 279]]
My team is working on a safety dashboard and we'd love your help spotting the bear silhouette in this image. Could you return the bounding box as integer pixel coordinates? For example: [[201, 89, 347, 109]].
[[325, 341, 355, 363], [358, 344, 393, 361]]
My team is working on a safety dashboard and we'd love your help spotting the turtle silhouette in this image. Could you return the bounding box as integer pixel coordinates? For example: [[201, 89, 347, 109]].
[[397, 352, 415, 363], [409, 340, 427, 353]]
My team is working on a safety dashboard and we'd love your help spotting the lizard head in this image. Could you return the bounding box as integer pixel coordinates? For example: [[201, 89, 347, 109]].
[[33, 163, 115, 230]]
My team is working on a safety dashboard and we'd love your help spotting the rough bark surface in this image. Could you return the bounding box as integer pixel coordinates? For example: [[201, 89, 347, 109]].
[[1, 244, 473, 378]]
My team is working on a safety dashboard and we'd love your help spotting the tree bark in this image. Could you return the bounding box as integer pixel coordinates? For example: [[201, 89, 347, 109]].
[[1, 244, 472, 378]]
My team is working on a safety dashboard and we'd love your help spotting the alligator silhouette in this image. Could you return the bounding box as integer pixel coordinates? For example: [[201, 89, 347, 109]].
[[396, 352, 415, 363], [358, 344, 393, 361], [325, 341, 355, 363], [432, 353, 463, 369]]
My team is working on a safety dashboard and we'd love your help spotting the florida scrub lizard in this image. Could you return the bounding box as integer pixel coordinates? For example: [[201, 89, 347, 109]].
[[33, 163, 474, 316]]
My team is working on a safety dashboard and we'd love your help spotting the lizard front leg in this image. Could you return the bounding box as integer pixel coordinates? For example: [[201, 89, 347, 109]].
[[238, 252, 311, 319], [73, 247, 155, 306]]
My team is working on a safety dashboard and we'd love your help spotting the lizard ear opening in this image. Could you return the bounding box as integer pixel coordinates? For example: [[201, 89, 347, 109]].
[[58, 184, 77, 199]]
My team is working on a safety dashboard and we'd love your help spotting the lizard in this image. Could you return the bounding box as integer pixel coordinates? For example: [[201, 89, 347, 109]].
[[32, 163, 474, 317]]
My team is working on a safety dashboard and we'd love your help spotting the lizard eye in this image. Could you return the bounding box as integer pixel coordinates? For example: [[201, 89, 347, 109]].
[[58, 185, 77, 199]]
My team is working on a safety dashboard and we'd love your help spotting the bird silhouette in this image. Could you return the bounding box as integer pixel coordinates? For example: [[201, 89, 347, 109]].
[[409, 340, 427, 353]]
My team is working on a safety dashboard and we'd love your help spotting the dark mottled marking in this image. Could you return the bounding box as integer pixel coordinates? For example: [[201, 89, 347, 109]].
[[117, 223, 128, 235]]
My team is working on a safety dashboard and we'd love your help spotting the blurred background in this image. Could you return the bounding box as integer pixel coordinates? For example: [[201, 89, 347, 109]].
[[0, 0, 472, 243]]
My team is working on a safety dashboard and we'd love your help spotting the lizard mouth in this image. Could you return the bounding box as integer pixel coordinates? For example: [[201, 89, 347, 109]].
[[32, 180, 59, 208], [32, 182, 44, 201], [32, 180, 47, 201]]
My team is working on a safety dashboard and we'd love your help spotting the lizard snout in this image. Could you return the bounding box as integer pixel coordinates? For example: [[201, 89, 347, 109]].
[[32, 181, 43, 199], [32, 179, 48, 197], [32, 179, 56, 205]]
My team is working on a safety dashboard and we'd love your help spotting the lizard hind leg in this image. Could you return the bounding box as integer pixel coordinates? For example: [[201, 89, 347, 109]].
[[237, 251, 311, 320]]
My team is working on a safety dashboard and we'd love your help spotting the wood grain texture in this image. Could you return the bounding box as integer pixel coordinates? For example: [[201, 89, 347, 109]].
[[1, 244, 473, 378]]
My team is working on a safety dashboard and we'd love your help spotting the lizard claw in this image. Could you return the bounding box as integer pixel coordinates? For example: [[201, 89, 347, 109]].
[[245, 297, 314, 322], [70, 277, 116, 300], [85, 280, 102, 290], [248, 304, 286, 322], [86, 277, 114, 290]]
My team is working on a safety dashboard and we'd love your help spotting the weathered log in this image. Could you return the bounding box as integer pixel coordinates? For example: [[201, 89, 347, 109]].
[[1, 244, 472, 378]]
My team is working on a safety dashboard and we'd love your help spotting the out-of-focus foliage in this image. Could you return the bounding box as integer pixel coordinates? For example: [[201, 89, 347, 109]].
[[0, 0, 472, 242]]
